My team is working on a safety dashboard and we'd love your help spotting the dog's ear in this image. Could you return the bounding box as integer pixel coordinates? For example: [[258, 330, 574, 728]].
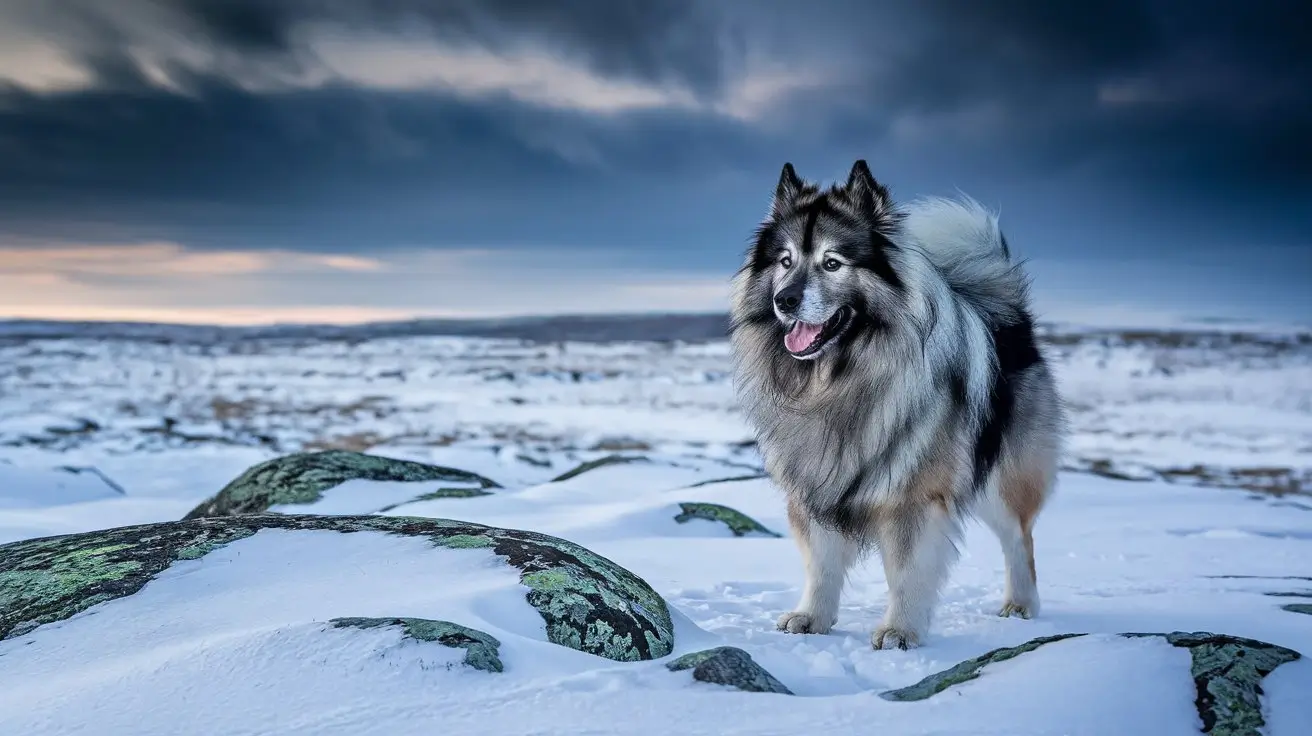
[[845, 159, 891, 215], [771, 162, 803, 217]]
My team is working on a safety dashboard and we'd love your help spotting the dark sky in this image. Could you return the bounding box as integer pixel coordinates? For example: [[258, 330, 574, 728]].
[[0, 0, 1308, 324]]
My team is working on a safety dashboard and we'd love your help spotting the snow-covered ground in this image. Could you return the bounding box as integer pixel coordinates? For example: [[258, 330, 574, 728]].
[[1, 322, 1309, 493], [0, 320, 1310, 734]]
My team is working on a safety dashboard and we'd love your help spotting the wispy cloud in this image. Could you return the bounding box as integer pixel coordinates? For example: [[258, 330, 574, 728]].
[[0, 243, 386, 279], [0, 241, 730, 324], [307, 34, 704, 116], [0, 38, 91, 91]]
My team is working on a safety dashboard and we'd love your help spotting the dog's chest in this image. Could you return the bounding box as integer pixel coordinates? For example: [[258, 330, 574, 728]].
[[750, 397, 875, 492]]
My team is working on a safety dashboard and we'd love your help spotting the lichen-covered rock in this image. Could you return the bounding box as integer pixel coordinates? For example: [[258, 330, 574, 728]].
[[667, 646, 792, 694], [0, 521, 259, 640], [1146, 631, 1301, 736], [182, 450, 501, 519], [879, 633, 1085, 701], [330, 617, 503, 672], [0, 514, 674, 662], [376, 488, 493, 513], [549, 454, 649, 483], [674, 502, 781, 538], [1282, 603, 1312, 615], [882, 631, 1301, 736]]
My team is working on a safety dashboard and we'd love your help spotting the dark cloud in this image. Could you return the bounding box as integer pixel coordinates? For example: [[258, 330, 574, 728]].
[[840, 0, 1312, 202], [16, 0, 727, 94], [0, 0, 1308, 272], [0, 73, 778, 256]]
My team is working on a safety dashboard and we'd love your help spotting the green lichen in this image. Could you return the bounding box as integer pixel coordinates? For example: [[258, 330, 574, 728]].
[[550, 455, 649, 483], [1133, 632, 1302, 736], [1, 513, 674, 663], [513, 534, 675, 662], [879, 633, 1085, 702], [667, 646, 792, 694], [435, 534, 499, 549], [674, 502, 781, 538], [182, 450, 501, 519], [330, 617, 503, 673], [521, 569, 573, 592]]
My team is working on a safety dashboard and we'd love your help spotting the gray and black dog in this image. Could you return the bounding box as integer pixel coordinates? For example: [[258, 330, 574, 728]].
[[729, 160, 1066, 650]]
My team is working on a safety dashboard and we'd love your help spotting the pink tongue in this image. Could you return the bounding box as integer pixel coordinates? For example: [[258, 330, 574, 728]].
[[784, 321, 824, 353]]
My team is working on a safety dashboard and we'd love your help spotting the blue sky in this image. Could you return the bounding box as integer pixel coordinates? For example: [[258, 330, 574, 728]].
[[0, 0, 1308, 325]]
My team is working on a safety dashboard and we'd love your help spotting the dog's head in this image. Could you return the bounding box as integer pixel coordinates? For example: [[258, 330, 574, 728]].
[[736, 160, 908, 361]]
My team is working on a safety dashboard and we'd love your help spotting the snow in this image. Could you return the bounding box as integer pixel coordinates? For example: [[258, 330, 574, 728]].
[[0, 321, 1310, 734], [0, 462, 124, 509]]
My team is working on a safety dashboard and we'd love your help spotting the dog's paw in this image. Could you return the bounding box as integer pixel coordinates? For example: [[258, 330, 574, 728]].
[[871, 624, 921, 650], [998, 601, 1036, 619], [776, 612, 830, 634]]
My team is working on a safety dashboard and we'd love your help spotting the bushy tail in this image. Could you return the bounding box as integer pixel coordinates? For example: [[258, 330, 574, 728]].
[[901, 196, 1032, 325]]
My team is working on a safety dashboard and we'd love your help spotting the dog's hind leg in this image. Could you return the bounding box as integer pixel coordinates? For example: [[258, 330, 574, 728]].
[[777, 497, 857, 635], [871, 503, 961, 650], [978, 464, 1048, 619]]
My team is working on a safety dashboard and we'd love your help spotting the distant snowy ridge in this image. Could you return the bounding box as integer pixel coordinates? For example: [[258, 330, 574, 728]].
[[1, 312, 1308, 345]]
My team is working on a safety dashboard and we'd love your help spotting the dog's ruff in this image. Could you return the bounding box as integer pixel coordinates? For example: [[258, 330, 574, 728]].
[[729, 160, 1066, 649]]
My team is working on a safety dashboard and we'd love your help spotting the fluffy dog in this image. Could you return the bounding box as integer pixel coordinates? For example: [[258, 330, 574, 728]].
[[728, 160, 1065, 649]]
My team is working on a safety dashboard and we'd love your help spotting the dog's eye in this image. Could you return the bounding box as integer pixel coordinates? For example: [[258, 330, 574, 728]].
[[780, 255, 792, 269], [823, 258, 842, 272]]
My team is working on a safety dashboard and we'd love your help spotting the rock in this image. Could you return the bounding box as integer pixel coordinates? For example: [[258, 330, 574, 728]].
[[56, 466, 127, 495], [376, 488, 493, 513], [666, 646, 792, 694], [1281, 603, 1312, 616], [881, 632, 1301, 736], [549, 454, 649, 483], [674, 502, 781, 538], [182, 450, 501, 519], [879, 633, 1085, 702], [1140, 632, 1301, 736], [0, 514, 674, 662], [0, 520, 258, 640], [683, 474, 768, 489], [330, 617, 503, 673]]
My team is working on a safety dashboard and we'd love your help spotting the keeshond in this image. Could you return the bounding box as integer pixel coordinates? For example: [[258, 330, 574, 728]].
[[729, 160, 1065, 649]]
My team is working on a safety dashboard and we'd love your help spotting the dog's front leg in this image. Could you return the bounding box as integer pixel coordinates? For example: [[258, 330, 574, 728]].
[[777, 497, 858, 635], [871, 504, 960, 649]]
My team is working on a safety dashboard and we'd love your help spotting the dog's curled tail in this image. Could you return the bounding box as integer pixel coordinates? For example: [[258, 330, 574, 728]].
[[901, 195, 1033, 325]]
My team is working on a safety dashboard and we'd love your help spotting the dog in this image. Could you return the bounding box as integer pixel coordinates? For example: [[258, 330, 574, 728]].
[[728, 160, 1065, 650]]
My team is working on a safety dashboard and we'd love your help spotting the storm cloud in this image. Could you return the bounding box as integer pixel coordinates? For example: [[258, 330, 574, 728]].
[[0, 0, 1308, 321]]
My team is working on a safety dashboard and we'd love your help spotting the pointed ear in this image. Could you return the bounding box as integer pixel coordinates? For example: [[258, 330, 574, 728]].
[[845, 159, 891, 214], [771, 162, 803, 216]]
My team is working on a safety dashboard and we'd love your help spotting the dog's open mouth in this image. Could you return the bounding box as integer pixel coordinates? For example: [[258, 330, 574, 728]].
[[783, 307, 853, 357]]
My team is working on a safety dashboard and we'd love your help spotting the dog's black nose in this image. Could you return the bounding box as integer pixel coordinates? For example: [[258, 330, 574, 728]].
[[775, 292, 800, 311]]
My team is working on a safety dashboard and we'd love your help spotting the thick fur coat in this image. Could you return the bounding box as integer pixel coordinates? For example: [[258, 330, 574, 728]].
[[728, 160, 1065, 649]]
